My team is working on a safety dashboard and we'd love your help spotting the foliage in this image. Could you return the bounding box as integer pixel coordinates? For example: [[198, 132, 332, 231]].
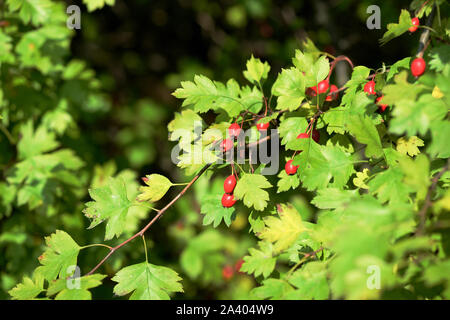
[[1, 0, 450, 301]]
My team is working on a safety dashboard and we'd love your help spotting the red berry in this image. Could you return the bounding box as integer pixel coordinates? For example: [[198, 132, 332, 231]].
[[364, 80, 376, 95], [309, 80, 330, 96], [220, 139, 234, 152], [409, 17, 419, 33], [411, 57, 426, 77], [297, 132, 310, 139], [312, 129, 320, 143], [235, 259, 244, 273], [222, 265, 234, 280], [376, 96, 388, 112], [317, 80, 329, 94], [285, 160, 299, 175], [326, 84, 339, 101], [221, 193, 236, 208], [257, 122, 270, 131], [223, 175, 237, 194], [228, 123, 241, 137]]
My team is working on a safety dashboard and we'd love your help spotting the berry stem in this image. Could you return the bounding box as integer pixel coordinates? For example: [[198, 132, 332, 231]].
[[327, 55, 354, 82]]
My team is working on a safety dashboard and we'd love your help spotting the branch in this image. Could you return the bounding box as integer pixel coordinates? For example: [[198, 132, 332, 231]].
[[85, 134, 276, 276], [416, 5, 436, 58], [415, 159, 449, 236], [85, 163, 212, 275]]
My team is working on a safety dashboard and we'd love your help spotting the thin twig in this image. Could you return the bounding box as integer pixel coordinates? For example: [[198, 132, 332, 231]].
[[415, 160, 449, 236]]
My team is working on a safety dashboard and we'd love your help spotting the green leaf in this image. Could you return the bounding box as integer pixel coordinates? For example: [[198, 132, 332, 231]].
[[250, 279, 293, 300], [137, 174, 173, 202], [399, 154, 430, 201], [36, 230, 80, 281], [112, 262, 183, 300], [0, 30, 15, 64], [326, 134, 354, 153], [379, 10, 412, 45], [368, 167, 412, 204], [82, 0, 115, 12], [396, 136, 424, 157], [200, 193, 235, 227], [240, 241, 276, 278], [234, 173, 272, 211], [243, 55, 270, 84], [386, 80, 447, 136], [272, 68, 306, 111], [428, 121, 450, 159], [47, 274, 106, 300], [292, 51, 329, 87], [311, 188, 359, 209], [83, 177, 132, 240], [172, 75, 245, 117], [9, 271, 44, 300], [387, 57, 411, 81], [286, 261, 329, 299], [277, 169, 300, 193], [428, 45, 450, 73], [323, 107, 348, 135], [346, 113, 384, 158], [292, 140, 355, 191], [168, 109, 204, 150], [7, 0, 53, 26], [278, 117, 308, 145], [17, 120, 59, 160], [42, 107, 74, 135], [259, 204, 308, 253]]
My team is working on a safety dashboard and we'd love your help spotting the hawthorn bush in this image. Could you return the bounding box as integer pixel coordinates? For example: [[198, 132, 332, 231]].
[[2, 0, 450, 300]]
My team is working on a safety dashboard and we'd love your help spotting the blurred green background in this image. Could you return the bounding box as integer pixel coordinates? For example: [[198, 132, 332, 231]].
[[1, 0, 420, 299]]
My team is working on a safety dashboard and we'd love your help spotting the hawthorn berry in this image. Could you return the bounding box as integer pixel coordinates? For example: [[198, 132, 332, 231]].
[[285, 160, 299, 175], [409, 17, 419, 33], [316, 79, 330, 94], [220, 138, 234, 152], [308, 79, 329, 96], [223, 175, 237, 194], [222, 265, 234, 280], [257, 122, 270, 131], [411, 57, 426, 77], [221, 193, 236, 208], [228, 123, 241, 137], [326, 84, 339, 101], [312, 129, 320, 143], [376, 96, 388, 112], [363, 80, 376, 95], [297, 132, 310, 139]]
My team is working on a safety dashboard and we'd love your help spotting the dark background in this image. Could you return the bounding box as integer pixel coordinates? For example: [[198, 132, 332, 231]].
[[67, 0, 416, 179]]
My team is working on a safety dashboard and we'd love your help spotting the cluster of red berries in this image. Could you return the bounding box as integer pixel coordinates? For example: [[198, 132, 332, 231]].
[[222, 259, 245, 280], [306, 79, 339, 102], [220, 123, 241, 152], [363, 80, 388, 112], [409, 17, 420, 33], [222, 121, 271, 153], [222, 174, 237, 208]]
